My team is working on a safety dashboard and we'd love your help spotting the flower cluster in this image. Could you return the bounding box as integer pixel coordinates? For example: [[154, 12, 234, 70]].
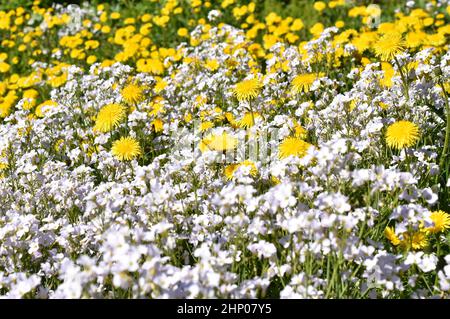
[[1, 0, 450, 299]]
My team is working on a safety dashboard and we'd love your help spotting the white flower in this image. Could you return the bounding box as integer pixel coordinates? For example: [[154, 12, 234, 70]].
[[421, 188, 438, 205], [417, 254, 438, 273], [247, 240, 277, 259]]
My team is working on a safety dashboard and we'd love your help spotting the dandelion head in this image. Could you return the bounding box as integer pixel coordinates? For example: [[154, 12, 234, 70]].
[[401, 231, 428, 250], [111, 136, 142, 161], [200, 132, 238, 152], [233, 78, 262, 102], [94, 103, 126, 133], [224, 160, 257, 180], [279, 137, 311, 159], [238, 112, 261, 128], [291, 73, 316, 94], [427, 210, 450, 234], [385, 226, 401, 246], [121, 82, 144, 105], [35, 100, 57, 118], [385, 120, 420, 150], [374, 32, 405, 61]]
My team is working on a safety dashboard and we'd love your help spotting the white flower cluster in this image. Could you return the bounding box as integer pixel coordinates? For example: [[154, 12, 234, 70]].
[[0, 22, 449, 299]]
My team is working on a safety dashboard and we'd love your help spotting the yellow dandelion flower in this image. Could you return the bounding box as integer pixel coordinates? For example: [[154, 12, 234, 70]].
[[184, 112, 193, 123], [48, 73, 68, 88], [384, 226, 401, 246], [291, 73, 316, 94], [154, 79, 167, 93], [0, 161, 8, 170], [313, 1, 326, 12], [121, 82, 144, 105], [205, 59, 220, 72], [151, 119, 164, 133], [271, 175, 281, 185], [136, 58, 164, 75], [94, 103, 126, 133], [199, 121, 214, 132], [195, 95, 208, 107], [224, 164, 240, 180], [405, 31, 426, 49], [225, 112, 239, 128], [224, 160, 257, 180], [238, 112, 261, 128], [149, 100, 165, 116], [385, 120, 420, 150], [427, 210, 450, 234], [0, 61, 10, 73], [374, 32, 405, 61], [380, 62, 394, 87], [111, 136, 142, 161], [0, 161, 8, 179], [401, 231, 428, 250], [279, 137, 312, 159], [233, 78, 262, 102], [35, 100, 57, 118], [200, 132, 238, 152], [379, 102, 389, 110], [293, 123, 307, 139]]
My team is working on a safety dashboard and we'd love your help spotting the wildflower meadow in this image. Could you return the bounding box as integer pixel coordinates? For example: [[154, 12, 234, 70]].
[[1, 0, 450, 299]]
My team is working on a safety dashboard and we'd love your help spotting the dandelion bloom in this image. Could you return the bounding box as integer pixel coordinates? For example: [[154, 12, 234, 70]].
[[35, 100, 58, 118], [151, 119, 164, 133], [291, 73, 316, 94], [224, 160, 257, 180], [205, 59, 220, 72], [200, 132, 238, 152], [294, 124, 307, 138], [427, 210, 450, 234], [121, 82, 144, 104], [94, 103, 126, 132], [238, 112, 261, 128], [401, 231, 428, 250], [374, 32, 405, 61], [279, 137, 312, 159], [233, 78, 262, 102], [154, 79, 167, 93], [199, 121, 214, 132], [384, 226, 401, 246], [111, 136, 142, 161], [136, 58, 164, 75], [313, 1, 326, 12], [0, 61, 10, 73], [385, 120, 420, 149]]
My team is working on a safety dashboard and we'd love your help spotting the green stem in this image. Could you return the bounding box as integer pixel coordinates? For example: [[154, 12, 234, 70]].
[[248, 99, 255, 126], [394, 57, 409, 102], [438, 82, 450, 209]]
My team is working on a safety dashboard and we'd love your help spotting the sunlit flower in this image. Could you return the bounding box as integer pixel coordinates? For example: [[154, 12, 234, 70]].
[[385, 226, 401, 246], [385, 120, 420, 149], [291, 73, 316, 94], [427, 210, 450, 234], [279, 137, 311, 159], [111, 136, 142, 161], [233, 78, 262, 101], [121, 82, 144, 104], [35, 100, 58, 118], [374, 32, 405, 60], [224, 160, 257, 180], [200, 132, 238, 152], [94, 103, 126, 133], [401, 231, 429, 250], [238, 112, 261, 128]]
